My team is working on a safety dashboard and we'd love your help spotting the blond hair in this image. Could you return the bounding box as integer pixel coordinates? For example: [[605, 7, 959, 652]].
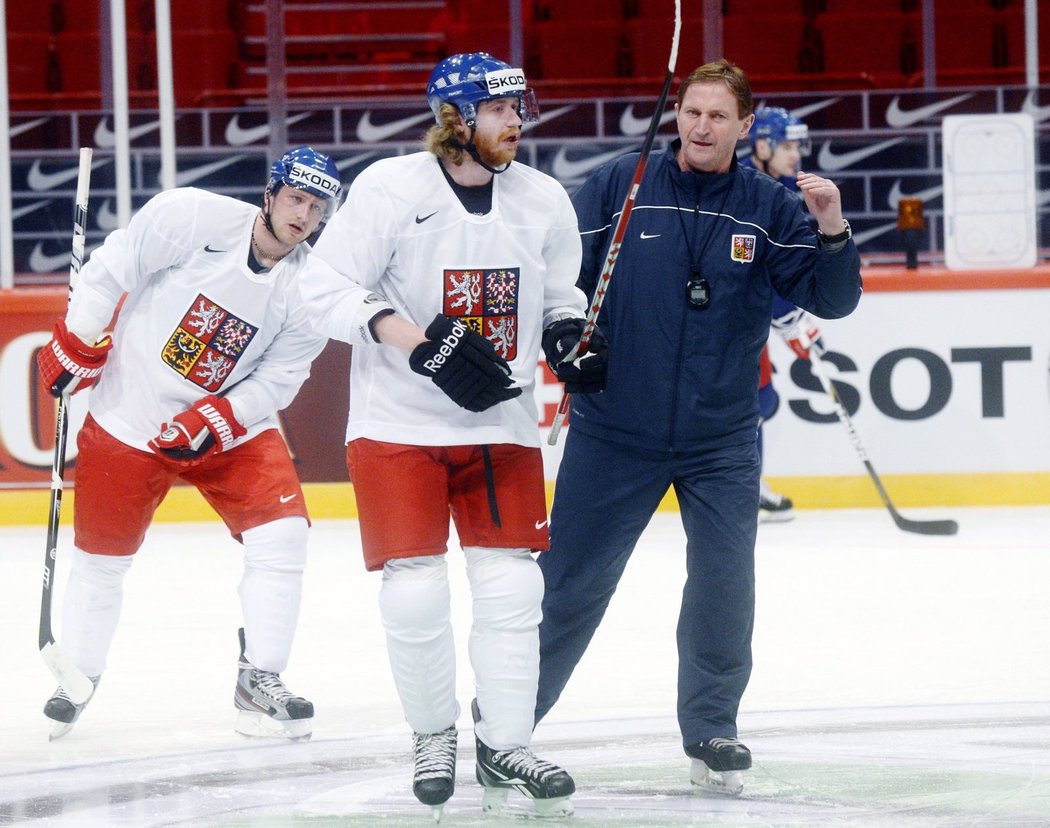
[[423, 102, 467, 165]]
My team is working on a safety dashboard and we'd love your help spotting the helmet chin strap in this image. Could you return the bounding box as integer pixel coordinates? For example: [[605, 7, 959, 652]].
[[455, 123, 512, 175], [261, 188, 279, 236]]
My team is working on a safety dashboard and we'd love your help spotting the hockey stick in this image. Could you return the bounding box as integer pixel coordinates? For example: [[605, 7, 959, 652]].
[[547, 0, 682, 446], [807, 348, 959, 536], [39, 148, 96, 704]]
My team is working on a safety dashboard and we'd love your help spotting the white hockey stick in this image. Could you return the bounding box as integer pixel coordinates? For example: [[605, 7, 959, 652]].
[[808, 347, 958, 536], [39, 147, 96, 704], [547, 0, 682, 446]]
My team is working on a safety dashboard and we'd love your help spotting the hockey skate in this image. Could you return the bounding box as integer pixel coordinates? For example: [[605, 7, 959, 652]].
[[759, 479, 795, 523], [686, 737, 751, 795], [472, 699, 575, 818], [43, 676, 100, 741], [412, 724, 458, 822], [233, 628, 313, 741]]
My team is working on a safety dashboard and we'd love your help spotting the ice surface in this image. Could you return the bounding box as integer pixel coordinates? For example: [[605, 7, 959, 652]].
[[2, 507, 1048, 825]]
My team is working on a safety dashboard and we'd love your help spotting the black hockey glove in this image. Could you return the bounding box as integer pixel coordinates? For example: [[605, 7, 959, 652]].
[[409, 314, 522, 412], [541, 317, 609, 394]]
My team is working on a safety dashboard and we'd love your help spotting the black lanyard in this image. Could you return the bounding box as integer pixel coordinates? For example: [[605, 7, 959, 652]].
[[673, 173, 733, 309]]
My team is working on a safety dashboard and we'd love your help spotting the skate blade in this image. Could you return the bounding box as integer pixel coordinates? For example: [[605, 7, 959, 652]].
[[428, 804, 445, 823], [235, 710, 312, 741], [481, 787, 574, 819], [48, 720, 75, 741], [758, 510, 795, 524], [689, 759, 744, 796]]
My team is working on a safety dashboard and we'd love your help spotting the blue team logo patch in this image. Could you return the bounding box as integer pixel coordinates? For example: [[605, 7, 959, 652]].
[[731, 234, 756, 262], [161, 294, 258, 391], [443, 268, 520, 360]]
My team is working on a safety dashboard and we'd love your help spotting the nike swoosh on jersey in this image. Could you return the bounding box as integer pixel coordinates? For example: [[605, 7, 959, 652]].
[[551, 147, 627, 180], [204, 244, 228, 253], [279, 493, 298, 503], [1021, 91, 1050, 123], [29, 242, 73, 273], [816, 138, 904, 172], [27, 158, 106, 192], [355, 110, 434, 143], [11, 117, 50, 138], [534, 519, 548, 530], [640, 231, 661, 239], [93, 118, 162, 148], [415, 211, 438, 224], [173, 156, 244, 187], [884, 93, 973, 128], [224, 112, 313, 146], [887, 179, 943, 208], [618, 103, 677, 136]]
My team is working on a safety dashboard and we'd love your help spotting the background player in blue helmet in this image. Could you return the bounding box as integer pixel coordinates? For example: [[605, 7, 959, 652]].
[[535, 61, 861, 796], [36, 146, 340, 742], [742, 106, 829, 521], [301, 52, 604, 819]]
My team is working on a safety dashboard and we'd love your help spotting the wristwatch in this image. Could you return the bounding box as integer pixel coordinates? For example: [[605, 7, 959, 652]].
[[818, 219, 852, 246]]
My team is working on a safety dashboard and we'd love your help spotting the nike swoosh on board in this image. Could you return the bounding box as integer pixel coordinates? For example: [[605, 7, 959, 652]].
[[11, 117, 50, 138], [27, 158, 108, 192], [224, 112, 313, 146], [94, 118, 162, 148], [337, 151, 380, 170], [172, 156, 244, 187], [523, 104, 576, 132], [816, 137, 904, 172], [1021, 91, 1050, 124], [789, 97, 842, 121], [618, 104, 677, 137], [29, 242, 73, 273], [12, 199, 51, 221], [850, 221, 898, 248], [355, 110, 434, 143], [551, 147, 627, 180], [884, 93, 973, 128], [96, 198, 120, 231], [887, 179, 943, 209]]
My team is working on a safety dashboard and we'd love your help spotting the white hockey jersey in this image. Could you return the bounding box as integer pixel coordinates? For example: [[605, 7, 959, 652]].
[[302, 151, 586, 449], [66, 187, 326, 452]]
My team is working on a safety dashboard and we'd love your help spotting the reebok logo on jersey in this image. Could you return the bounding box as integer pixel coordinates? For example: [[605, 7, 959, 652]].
[[416, 211, 438, 224]]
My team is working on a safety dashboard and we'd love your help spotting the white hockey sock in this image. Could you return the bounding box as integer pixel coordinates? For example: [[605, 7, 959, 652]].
[[61, 547, 134, 677], [464, 547, 543, 749], [379, 555, 459, 735], [239, 516, 308, 673]]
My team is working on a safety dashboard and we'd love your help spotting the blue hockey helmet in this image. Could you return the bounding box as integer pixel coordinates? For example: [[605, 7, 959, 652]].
[[266, 146, 343, 215], [426, 52, 539, 125], [751, 107, 811, 156]]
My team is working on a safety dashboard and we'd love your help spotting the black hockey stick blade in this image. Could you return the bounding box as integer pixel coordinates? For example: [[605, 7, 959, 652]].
[[864, 460, 959, 536]]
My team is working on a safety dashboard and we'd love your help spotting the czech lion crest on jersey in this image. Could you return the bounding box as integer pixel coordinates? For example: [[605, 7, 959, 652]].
[[161, 294, 258, 391], [442, 267, 520, 360], [731, 234, 756, 263]]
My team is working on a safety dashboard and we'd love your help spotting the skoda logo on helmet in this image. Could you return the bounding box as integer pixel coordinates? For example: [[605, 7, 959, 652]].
[[288, 163, 342, 199], [485, 68, 527, 96]]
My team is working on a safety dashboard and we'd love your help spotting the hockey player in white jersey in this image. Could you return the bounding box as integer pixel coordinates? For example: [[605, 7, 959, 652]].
[[301, 52, 608, 820], [36, 146, 341, 742]]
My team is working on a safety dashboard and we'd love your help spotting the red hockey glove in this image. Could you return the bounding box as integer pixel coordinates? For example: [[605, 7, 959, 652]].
[[37, 318, 113, 397], [409, 314, 522, 412], [772, 307, 825, 360], [542, 317, 610, 394], [148, 395, 247, 462]]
